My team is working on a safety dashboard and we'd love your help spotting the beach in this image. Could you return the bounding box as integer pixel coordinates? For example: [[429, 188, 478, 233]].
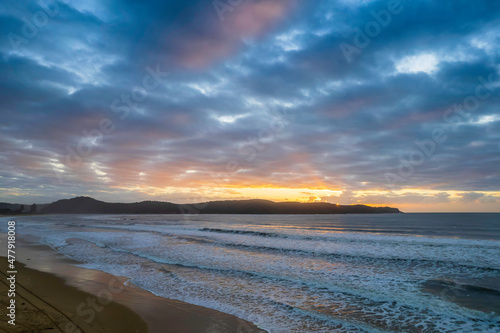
[[0, 239, 266, 333], [0, 256, 147, 332]]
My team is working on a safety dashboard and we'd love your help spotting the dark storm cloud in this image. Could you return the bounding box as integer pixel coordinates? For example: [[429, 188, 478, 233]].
[[0, 0, 499, 204]]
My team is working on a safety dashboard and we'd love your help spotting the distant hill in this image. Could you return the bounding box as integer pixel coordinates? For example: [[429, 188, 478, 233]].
[[0, 202, 49, 215], [40, 196, 401, 214], [0, 203, 23, 215], [0, 203, 24, 211], [0, 202, 47, 215], [40, 197, 179, 214]]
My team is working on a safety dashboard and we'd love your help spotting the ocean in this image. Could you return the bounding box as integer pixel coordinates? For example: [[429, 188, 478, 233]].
[[2, 213, 500, 332]]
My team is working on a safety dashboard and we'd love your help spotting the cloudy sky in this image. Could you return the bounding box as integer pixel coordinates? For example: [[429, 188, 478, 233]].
[[1, 0, 499, 212]]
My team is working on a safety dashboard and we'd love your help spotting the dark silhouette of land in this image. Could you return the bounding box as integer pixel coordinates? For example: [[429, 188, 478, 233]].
[[34, 196, 401, 214], [0, 202, 43, 215]]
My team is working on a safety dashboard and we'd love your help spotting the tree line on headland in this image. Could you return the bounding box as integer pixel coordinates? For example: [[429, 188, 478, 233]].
[[1, 196, 401, 215], [0, 203, 37, 215]]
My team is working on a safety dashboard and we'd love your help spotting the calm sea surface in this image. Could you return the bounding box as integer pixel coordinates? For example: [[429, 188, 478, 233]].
[[2, 213, 500, 332]]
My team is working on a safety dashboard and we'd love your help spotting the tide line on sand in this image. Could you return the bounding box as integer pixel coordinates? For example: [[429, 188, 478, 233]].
[[0, 240, 266, 333]]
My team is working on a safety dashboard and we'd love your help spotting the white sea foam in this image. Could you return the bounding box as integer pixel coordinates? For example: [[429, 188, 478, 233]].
[[3, 214, 500, 332]]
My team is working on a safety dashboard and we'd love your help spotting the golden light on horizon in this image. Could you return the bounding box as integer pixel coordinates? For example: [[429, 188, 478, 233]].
[[108, 184, 500, 212], [112, 184, 342, 203]]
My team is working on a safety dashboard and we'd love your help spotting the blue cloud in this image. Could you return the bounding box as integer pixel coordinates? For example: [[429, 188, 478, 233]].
[[0, 0, 499, 203]]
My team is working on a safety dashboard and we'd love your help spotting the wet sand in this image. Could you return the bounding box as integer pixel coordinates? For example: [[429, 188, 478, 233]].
[[0, 257, 148, 332], [1, 239, 266, 332]]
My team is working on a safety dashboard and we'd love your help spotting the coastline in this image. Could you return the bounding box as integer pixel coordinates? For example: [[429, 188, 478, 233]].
[[0, 257, 148, 332], [1, 239, 266, 333]]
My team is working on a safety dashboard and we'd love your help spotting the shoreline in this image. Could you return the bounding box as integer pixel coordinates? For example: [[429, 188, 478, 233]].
[[1, 239, 267, 332], [0, 257, 148, 332]]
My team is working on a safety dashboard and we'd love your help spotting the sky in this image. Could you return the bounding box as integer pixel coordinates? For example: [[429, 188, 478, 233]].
[[1, 0, 499, 212]]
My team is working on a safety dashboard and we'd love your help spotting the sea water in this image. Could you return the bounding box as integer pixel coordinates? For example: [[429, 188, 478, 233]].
[[2, 213, 499, 332]]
